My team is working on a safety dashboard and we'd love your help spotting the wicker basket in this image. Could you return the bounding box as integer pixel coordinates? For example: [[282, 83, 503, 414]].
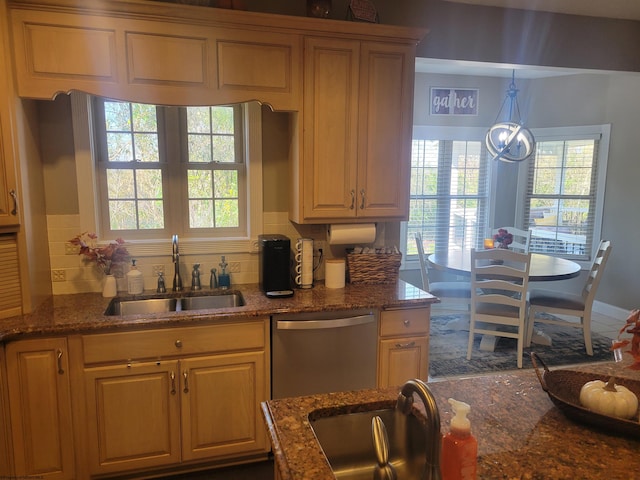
[[346, 252, 401, 285], [531, 352, 640, 438]]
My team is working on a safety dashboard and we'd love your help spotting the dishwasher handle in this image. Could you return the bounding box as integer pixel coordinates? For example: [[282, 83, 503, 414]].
[[276, 314, 375, 330]]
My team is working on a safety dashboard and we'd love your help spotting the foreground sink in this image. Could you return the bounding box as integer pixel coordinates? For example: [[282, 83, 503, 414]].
[[105, 292, 245, 316], [309, 407, 427, 480]]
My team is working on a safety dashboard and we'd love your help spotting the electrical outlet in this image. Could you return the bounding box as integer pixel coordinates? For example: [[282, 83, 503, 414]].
[[52, 269, 66, 282], [228, 262, 241, 273], [152, 264, 165, 276], [65, 242, 78, 255]]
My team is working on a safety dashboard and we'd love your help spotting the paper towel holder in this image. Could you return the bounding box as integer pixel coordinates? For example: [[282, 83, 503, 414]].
[[327, 223, 377, 246]]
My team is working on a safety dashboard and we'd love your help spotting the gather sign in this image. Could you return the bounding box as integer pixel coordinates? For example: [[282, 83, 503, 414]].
[[430, 87, 478, 116]]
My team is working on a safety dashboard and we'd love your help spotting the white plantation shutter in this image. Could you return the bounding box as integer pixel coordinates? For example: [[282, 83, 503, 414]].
[[522, 127, 607, 262]]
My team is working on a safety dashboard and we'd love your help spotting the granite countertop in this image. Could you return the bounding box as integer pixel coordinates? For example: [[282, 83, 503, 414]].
[[0, 280, 437, 342], [262, 361, 640, 480]]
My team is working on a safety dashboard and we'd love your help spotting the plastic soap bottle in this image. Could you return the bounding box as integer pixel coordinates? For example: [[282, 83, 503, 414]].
[[441, 398, 477, 480], [126, 259, 144, 295]]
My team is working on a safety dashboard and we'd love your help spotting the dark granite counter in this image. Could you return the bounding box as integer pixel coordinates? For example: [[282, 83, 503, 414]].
[[262, 361, 640, 480], [0, 280, 437, 342]]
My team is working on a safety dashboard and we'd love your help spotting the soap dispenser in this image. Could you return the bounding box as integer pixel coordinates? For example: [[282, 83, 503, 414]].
[[126, 259, 144, 295], [441, 398, 477, 480], [218, 256, 230, 289]]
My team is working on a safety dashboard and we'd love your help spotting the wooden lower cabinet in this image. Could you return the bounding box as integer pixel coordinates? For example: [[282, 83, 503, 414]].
[[377, 307, 430, 387], [84, 361, 182, 475], [82, 320, 270, 476], [5, 337, 75, 479]]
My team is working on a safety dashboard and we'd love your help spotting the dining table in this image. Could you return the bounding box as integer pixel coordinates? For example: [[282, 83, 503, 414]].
[[427, 250, 582, 351]]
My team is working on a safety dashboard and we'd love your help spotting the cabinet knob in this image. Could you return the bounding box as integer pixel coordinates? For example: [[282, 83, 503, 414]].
[[175, 339, 182, 348], [403, 319, 410, 327]]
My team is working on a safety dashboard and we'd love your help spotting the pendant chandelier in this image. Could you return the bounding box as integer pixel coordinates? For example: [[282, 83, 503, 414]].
[[485, 71, 535, 163]]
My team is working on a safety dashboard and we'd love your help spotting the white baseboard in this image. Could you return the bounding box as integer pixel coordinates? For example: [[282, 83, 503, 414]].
[[593, 301, 629, 321]]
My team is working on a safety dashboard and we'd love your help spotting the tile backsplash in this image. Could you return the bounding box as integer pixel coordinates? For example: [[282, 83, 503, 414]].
[[47, 213, 327, 295]]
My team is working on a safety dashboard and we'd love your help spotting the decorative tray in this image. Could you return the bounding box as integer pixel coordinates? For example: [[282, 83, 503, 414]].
[[531, 352, 640, 439]]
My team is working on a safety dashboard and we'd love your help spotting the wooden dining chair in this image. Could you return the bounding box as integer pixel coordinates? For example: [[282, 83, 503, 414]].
[[492, 227, 532, 253], [414, 233, 471, 312], [467, 248, 532, 368], [525, 240, 612, 356]]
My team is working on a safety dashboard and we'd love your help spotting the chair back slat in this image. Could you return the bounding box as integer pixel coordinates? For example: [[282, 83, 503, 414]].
[[414, 232, 430, 291], [582, 240, 612, 301]]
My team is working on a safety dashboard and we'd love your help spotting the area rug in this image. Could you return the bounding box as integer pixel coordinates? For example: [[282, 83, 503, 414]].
[[429, 313, 615, 378]]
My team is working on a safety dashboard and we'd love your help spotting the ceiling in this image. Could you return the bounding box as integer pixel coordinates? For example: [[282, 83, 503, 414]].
[[442, 0, 640, 21], [415, 57, 614, 79]]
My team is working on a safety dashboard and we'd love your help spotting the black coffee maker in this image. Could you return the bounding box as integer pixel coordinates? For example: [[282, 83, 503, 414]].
[[258, 234, 294, 298]]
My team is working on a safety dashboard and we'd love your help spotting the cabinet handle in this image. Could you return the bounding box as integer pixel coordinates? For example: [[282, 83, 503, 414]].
[[403, 319, 410, 327], [9, 190, 17, 216], [170, 372, 176, 395], [395, 341, 416, 349], [359, 189, 365, 210], [183, 371, 189, 393], [350, 189, 355, 210], [56, 349, 64, 374]]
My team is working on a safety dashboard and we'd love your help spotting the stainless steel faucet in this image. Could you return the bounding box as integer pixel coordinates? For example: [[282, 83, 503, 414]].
[[172, 234, 182, 292], [396, 379, 442, 480]]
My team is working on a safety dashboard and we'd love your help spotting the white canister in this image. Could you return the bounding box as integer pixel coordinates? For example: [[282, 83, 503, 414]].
[[325, 258, 346, 289]]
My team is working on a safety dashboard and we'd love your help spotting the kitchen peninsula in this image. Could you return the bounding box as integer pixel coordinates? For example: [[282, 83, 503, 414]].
[[263, 360, 640, 480]]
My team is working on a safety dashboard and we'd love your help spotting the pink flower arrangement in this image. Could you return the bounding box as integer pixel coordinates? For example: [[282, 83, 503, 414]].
[[69, 232, 129, 275], [612, 309, 640, 370], [493, 228, 513, 248]]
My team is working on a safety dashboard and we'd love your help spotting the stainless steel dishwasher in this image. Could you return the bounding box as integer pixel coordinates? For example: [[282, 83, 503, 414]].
[[271, 309, 378, 399]]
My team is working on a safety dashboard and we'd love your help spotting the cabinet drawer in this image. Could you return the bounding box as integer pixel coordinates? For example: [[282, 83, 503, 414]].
[[82, 320, 266, 365], [379, 308, 429, 337]]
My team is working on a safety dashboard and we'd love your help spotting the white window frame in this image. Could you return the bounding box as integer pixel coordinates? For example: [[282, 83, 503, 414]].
[[401, 125, 493, 270], [516, 124, 610, 268], [70, 92, 263, 258]]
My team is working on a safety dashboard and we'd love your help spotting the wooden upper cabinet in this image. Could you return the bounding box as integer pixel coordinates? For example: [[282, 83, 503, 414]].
[[295, 36, 416, 222], [0, 6, 19, 228], [8, 5, 302, 110]]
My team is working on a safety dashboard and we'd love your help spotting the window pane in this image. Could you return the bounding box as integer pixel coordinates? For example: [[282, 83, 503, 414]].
[[104, 101, 131, 130], [212, 135, 235, 163], [109, 200, 137, 230], [187, 107, 211, 133], [138, 200, 165, 229], [107, 169, 134, 198], [211, 106, 234, 134], [106, 133, 133, 162], [188, 170, 213, 198], [188, 134, 212, 163], [214, 170, 238, 198], [136, 170, 163, 199], [215, 199, 239, 227], [189, 200, 214, 228], [132, 103, 158, 131], [133, 133, 159, 162]]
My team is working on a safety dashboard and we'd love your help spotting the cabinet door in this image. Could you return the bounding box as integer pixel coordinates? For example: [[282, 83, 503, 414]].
[[0, 8, 19, 227], [180, 351, 268, 461], [84, 361, 181, 475], [6, 338, 75, 479], [378, 336, 429, 388], [302, 37, 360, 219], [357, 42, 414, 219]]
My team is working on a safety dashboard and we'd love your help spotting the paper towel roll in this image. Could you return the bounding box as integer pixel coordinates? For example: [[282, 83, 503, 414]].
[[328, 223, 376, 245], [325, 259, 346, 289]]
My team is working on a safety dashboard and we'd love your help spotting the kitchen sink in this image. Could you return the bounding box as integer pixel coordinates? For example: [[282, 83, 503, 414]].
[[309, 407, 427, 480], [105, 292, 245, 316]]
